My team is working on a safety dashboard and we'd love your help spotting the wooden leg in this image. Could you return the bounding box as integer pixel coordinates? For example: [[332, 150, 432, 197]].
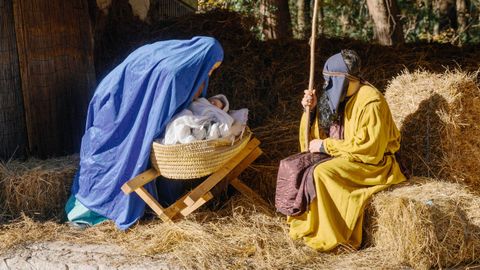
[[123, 138, 265, 222], [121, 168, 160, 194], [163, 191, 214, 219], [231, 178, 269, 207], [179, 192, 213, 217], [184, 138, 261, 206], [135, 187, 173, 223]]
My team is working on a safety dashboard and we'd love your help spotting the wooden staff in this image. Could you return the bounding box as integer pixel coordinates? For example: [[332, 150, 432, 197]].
[[304, 0, 320, 151]]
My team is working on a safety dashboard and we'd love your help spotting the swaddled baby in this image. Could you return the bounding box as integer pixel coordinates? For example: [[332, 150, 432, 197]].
[[162, 94, 248, 145]]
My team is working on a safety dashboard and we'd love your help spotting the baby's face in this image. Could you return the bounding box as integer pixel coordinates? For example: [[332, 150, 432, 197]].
[[209, 98, 224, 109]]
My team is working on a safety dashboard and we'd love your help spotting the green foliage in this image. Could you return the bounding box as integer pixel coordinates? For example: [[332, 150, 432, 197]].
[[319, 0, 374, 41], [199, 0, 256, 13], [199, 0, 480, 44], [198, 0, 266, 39], [399, 0, 480, 45]]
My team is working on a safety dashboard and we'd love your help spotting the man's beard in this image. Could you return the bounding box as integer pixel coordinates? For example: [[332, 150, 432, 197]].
[[317, 93, 339, 136]]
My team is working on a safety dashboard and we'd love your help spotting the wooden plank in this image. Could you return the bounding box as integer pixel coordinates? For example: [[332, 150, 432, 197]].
[[231, 178, 269, 207], [163, 194, 189, 219], [0, 0, 27, 160], [184, 138, 261, 206], [223, 147, 262, 183], [179, 192, 213, 217], [121, 168, 160, 194], [135, 187, 173, 223], [163, 191, 213, 219], [13, 0, 95, 157]]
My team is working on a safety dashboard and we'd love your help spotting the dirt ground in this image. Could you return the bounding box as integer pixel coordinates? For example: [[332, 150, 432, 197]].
[[0, 241, 180, 270]]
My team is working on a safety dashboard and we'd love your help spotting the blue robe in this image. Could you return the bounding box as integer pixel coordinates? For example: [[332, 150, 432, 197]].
[[66, 36, 224, 229]]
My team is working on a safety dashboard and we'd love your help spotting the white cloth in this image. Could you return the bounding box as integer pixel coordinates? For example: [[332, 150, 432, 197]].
[[229, 109, 249, 137], [162, 95, 248, 145]]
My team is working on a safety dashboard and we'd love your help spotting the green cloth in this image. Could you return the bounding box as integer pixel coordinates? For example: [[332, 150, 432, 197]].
[[65, 195, 108, 226]]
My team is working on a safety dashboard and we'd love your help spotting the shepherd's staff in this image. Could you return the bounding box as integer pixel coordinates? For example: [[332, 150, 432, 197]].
[[304, 0, 320, 151]]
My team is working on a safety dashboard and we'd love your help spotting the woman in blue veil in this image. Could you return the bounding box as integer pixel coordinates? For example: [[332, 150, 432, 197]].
[[65, 36, 224, 230]]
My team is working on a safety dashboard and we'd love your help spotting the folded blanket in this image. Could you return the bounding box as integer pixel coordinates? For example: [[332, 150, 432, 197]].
[[162, 95, 248, 145]]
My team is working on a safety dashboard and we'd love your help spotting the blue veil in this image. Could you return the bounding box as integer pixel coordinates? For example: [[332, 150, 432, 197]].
[[68, 36, 224, 229]]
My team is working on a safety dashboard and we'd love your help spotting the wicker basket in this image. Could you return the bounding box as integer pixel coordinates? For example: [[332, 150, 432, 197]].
[[151, 128, 252, 179]]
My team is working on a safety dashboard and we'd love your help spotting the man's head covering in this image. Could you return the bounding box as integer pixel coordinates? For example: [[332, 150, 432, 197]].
[[70, 36, 224, 230], [317, 50, 361, 135], [322, 52, 350, 114], [321, 50, 362, 115]]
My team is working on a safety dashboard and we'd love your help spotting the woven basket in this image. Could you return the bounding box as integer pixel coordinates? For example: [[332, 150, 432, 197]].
[[151, 128, 252, 179]]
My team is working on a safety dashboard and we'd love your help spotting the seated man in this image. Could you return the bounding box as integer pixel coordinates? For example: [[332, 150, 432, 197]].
[[288, 50, 407, 251]]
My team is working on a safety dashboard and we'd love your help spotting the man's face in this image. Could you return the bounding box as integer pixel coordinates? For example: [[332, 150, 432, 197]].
[[317, 92, 336, 135]]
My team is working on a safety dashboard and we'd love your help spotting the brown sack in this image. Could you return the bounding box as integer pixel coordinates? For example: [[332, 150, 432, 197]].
[[275, 152, 331, 216]]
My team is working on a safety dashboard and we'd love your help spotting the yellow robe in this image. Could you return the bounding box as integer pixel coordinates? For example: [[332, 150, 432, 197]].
[[288, 85, 406, 251]]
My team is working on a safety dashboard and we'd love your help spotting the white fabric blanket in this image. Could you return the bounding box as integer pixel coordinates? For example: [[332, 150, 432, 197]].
[[162, 95, 248, 145]]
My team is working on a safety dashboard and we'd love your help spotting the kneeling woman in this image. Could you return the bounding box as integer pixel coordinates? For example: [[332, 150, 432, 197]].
[[65, 37, 223, 230], [290, 50, 407, 251]]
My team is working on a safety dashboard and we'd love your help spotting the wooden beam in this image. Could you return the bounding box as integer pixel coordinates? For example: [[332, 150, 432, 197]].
[[121, 168, 160, 194], [161, 191, 214, 219], [13, 0, 95, 157], [179, 192, 213, 217], [223, 147, 262, 183], [135, 187, 173, 223], [184, 138, 261, 206], [231, 178, 269, 207], [163, 194, 188, 219]]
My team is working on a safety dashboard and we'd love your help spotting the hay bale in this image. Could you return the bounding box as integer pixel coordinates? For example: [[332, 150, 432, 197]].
[[0, 156, 78, 220], [385, 70, 480, 188], [369, 177, 480, 269]]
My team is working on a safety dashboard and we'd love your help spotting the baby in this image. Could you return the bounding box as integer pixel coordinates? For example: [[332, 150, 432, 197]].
[[162, 94, 248, 145], [208, 96, 225, 110]]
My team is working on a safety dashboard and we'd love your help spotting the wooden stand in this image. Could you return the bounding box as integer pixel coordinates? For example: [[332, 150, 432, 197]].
[[121, 137, 268, 222]]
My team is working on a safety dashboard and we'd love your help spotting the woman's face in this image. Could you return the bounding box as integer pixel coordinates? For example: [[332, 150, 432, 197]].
[[209, 61, 222, 76], [193, 62, 222, 101], [193, 82, 205, 100]]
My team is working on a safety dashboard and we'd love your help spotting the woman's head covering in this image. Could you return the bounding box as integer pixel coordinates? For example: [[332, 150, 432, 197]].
[[70, 36, 224, 230]]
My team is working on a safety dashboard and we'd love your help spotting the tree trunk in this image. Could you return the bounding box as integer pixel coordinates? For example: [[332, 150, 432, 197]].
[[366, 0, 405, 45], [318, 0, 324, 34], [260, 0, 293, 40], [340, 10, 349, 33], [433, 0, 457, 34], [296, 0, 311, 39], [455, 0, 468, 41]]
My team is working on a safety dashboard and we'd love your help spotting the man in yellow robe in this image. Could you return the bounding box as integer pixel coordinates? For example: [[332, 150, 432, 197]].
[[288, 50, 406, 251]]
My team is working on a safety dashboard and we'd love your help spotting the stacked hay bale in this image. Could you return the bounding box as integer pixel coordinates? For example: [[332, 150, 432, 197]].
[[0, 156, 78, 220], [370, 179, 480, 269], [365, 70, 480, 269], [384, 70, 480, 188]]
